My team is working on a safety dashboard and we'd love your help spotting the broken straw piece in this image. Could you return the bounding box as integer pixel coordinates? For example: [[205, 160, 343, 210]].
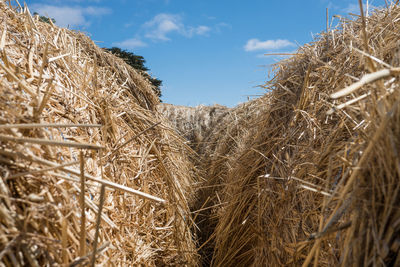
[[330, 69, 391, 99], [330, 67, 400, 99]]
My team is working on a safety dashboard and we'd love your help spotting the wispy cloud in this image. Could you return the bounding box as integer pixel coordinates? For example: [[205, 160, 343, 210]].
[[143, 13, 210, 41], [215, 22, 231, 33], [112, 38, 147, 49], [187, 25, 211, 36], [244, 39, 295, 52], [116, 13, 223, 50], [31, 4, 111, 27], [144, 13, 181, 41], [326, 1, 339, 11], [342, 2, 378, 15], [256, 49, 297, 59]]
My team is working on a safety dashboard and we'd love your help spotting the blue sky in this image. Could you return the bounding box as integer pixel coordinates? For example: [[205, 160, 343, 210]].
[[26, 0, 386, 107]]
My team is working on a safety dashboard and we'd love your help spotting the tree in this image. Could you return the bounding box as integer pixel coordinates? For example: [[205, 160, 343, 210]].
[[105, 47, 162, 98], [33, 12, 56, 24]]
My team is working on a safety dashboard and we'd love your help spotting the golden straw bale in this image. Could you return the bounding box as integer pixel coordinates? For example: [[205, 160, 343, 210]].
[[194, 3, 400, 266], [0, 2, 198, 266], [157, 103, 229, 151]]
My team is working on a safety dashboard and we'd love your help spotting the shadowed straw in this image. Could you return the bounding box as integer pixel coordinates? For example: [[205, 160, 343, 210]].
[[79, 151, 86, 257], [90, 184, 105, 267]]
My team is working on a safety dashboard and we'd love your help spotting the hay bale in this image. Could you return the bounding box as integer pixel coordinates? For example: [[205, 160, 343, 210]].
[[198, 3, 400, 266], [0, 2, 197, 266], [157, 103, 229, 151]]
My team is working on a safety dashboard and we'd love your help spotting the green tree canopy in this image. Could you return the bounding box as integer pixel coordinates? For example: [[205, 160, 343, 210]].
[[33, 12, 56, 24], [105, 47, 162, 99]]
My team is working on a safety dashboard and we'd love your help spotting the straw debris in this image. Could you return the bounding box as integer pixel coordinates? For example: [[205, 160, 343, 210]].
[[157, 103, 229, 151]]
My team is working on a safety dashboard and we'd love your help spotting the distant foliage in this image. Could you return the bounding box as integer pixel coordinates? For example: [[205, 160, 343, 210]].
[[106, 47, 162, 99], [33, 12, 56, 24]]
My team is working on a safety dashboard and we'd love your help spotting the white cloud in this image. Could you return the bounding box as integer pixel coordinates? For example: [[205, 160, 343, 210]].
[[256, 50, 297, 59], [31, 4, 111, 28], [143, 13, 211, 41], [144, 13, 182, 41], [115, 13, 221, 49], [83, 6, 110, 16], [327, 2, 339, 10], [342, 2, 378, 14], [244, 39, 295, 52], [187, 25, 211, 37], [113, 38, 147, 49], [343, 3, 362, 14], [215, 22, 231, 33], [195, 25, 210, 35]]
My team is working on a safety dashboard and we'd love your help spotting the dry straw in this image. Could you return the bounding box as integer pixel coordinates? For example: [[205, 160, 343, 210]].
[[157, 103, 229, 151], [0, 1, 198, 265], [185, 1, 400, 266]]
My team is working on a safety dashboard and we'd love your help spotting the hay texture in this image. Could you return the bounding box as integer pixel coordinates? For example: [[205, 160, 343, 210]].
[[0, 2, 197, 266], [197, 3, 400, 266], [157, 103, 229, 151]]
